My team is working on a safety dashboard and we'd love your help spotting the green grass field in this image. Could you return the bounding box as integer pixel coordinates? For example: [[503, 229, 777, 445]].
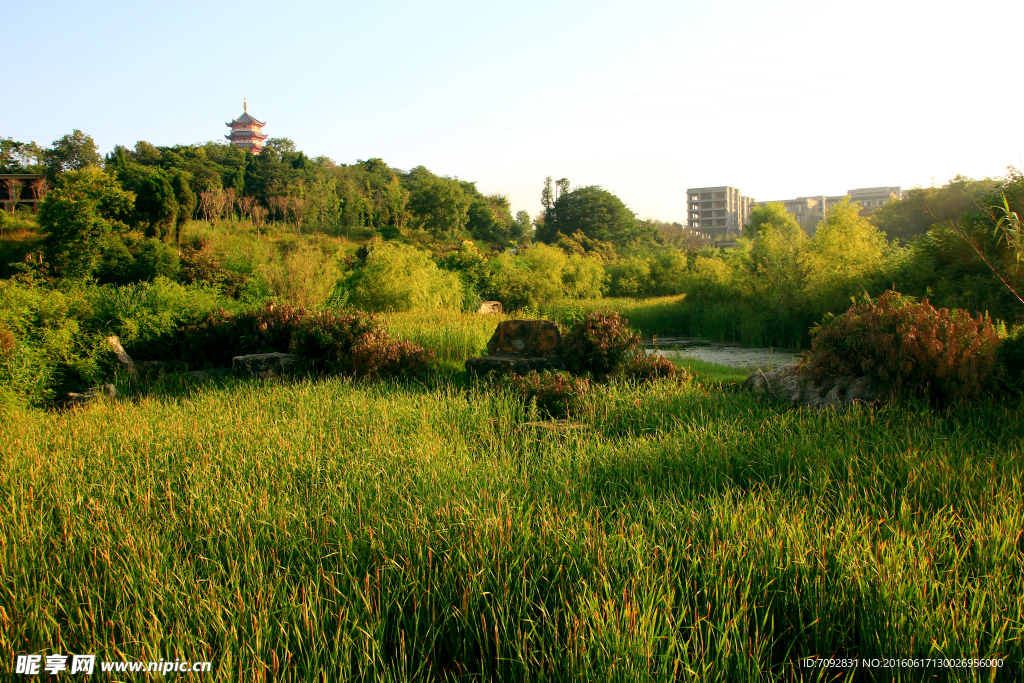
[[3, 361, 1022, 681]]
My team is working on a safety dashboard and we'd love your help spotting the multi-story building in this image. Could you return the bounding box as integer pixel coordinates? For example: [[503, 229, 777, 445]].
[[756, 187, 901, 236], [686, 186, 755, 237], [847, 187, 902, 216]]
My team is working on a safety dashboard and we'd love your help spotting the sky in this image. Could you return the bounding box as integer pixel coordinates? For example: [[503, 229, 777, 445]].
[[3, 0, 1022, 222]]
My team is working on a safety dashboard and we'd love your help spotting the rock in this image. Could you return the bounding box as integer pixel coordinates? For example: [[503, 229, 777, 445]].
[[58, 384, 116, 409], [106, 336, 137, 379], [232, 352, 302, 380], [486, 319, 561, 357], [742, 363, 881, 408], [136, 360, 191, 379], [466, 355, 565, 376], [185, 367, 234, 382], [477, 301, 503, 315]]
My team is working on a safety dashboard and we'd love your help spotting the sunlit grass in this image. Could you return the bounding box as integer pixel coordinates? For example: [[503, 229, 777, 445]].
[[384, 309, 512, 361], [2, 373, 1022, 681]]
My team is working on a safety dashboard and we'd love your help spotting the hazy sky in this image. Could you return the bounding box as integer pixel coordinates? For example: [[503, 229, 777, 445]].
[[3, 0, 1021, 222]]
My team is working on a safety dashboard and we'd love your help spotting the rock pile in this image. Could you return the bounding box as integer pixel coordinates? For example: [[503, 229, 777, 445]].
[[466, 320, 565, 376], [741, 363, 880, 409], [104, 335, 303, 382]]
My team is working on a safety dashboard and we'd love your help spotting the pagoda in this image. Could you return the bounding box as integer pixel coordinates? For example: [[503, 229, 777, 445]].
[[225, 100, 267, 154]]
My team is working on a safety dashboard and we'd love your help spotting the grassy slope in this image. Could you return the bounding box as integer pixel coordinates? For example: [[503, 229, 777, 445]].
[[2, 374, 1022, 681]]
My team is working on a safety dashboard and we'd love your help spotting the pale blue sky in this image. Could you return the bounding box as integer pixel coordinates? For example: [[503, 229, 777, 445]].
[[3, 0, 1021, 221]]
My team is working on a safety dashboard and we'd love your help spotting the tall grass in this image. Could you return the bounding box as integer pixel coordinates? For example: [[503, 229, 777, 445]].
[[384, 309, 511, 361], [541, 296, 809, 348], [2, 375, 1021, 681]]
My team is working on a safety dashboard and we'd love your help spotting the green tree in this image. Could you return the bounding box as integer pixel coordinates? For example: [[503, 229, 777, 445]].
[[746, 202, 806, 289], [537, 185, 646, 248], [44, 130, 101, 178], [0, 138, 45, 172], [132, 168, 179, 240], [514, 210, 533, 243], [802, 199, 887, 308], [39, 169, 135, 277], [171, 169, 197, 239], [406, 169, 469, 240], [871, 176, 998, 244]]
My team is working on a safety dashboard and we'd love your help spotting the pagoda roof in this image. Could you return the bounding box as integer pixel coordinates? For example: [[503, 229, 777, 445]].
[[226, 110, 265, 127]]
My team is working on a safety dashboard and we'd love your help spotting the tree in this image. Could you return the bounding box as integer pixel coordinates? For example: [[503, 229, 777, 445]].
[[133, 168, 178, 240], [406, 170, 469, 240], [872, 176, 998, 244], [170, 169, 196, 243], [555, 177, 570, 201], [746, 202, 806, 294], [0, 138, 44, 172], [513, 210, 532, 243], [265, 138, 297, 154], [537, 184, 645, 248], [39, 168, 135, 277], [801, 199, 887, 308], [44, 130, 101, 178], [541, 176, 554, 211], [251, 204, 268, 241]]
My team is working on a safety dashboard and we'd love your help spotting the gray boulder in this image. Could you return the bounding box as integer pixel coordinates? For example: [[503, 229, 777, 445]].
[[58, 384, 117, 409], [232, 352, 302, 379], [136, 360, 191, 379], [185, 367, 234, 382], [742, 363, 880, 409]]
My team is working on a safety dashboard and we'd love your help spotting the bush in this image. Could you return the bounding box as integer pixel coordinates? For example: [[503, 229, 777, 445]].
[[179, 237, 247, 299], [0, 280, 106, 403], [607, 256, 651, 297], [253, 240, 340, 309], [619, 352, 684, 382], [290, 309, 382, 374], [561, 310, 640, 379], [502, 370, 590, 418], [802, 290, 1002, 404], [348, 332, 434, 379], [347, 240, 462, 312], [170, 302, 433, 380], [998, 325, 1024, 389]]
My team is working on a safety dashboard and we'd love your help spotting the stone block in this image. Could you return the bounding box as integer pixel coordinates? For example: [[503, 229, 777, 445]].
[[232, 353, 302, 379], [486, 319, 561, 357], [466, 355, 564, 376]]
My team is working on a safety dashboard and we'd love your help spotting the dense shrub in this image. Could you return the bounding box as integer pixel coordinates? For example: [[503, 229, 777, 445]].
[[179, 238, 247, 299], [252, 240, 340, 309], [998, 325, 1024, 389], [618, 352, 685, 382], [171, 302, 433, 379], [348, 332, 434, 379], [561, 311, 640, 379], [347, 240, 462, 312], [290, 309, 382, 374], [502, 370, 590, 418], [0, 280, 106, 404], [91, 277, 226, 360], [802, 290, 1002, 404]]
